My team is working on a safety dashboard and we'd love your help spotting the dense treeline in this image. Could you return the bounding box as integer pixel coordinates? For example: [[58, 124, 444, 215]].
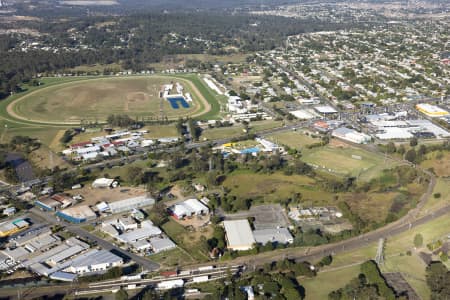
[[426, 261, 450, 299], [329, 260, 396, 300], [0, 12, 355, 98]]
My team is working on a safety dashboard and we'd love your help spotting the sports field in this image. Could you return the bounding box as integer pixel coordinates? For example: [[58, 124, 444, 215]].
[[302, 145, 401, 180], [8, 76, 211, 124]]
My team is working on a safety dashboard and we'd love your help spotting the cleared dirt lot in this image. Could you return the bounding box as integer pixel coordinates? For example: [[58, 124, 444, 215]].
[[65, 186, 147, 207]]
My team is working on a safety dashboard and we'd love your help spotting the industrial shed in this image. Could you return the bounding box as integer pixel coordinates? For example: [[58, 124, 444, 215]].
[[170, 198, 209, 220], [117, 226, 162, 244], [149, 237, 177, 253], [223, 220, 256, 251], [108, 196, 155, 214], [253, 228, 294, 245], [64, 249, 123, 274], [56, 205, 96, 224]]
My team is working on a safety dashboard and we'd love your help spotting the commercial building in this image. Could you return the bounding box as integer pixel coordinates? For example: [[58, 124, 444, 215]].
[[64, 249, 123, 275], [372, 119, 450, 140], [149, 237, 177, 253], [108, 196, 155, 214], [170, 199, 209, 220], [223, 220, 256, 251], [117, 216, 138, 231], [332, 127, 371, 144], [0, 219, 29, 238], [24, 237, 90, 276], [117, 226, 162, 244], [290, 109, 317, 120], [416, 103, 449, 117], [314, 105, 338, 114], [13, 227, 60, 252], [252, 228, 294, 245], [56, 205, 97, 223], [2, 207, 16, 216], [35, 198, 61, 211]]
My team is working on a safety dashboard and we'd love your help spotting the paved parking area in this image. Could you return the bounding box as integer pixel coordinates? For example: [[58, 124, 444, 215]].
[[224, 204, 290, 229]]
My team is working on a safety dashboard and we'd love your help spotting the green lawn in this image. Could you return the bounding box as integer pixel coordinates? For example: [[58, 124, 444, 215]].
[[201, 126, 246, 140], [418, 178, 450, 217], [380, 254, 430, 299], [223, 170, 335, 204], [302, 145, 399, 181], [421, 151, 450, 177], [161, 219, 212, 263], [302, 264, 361, 300], [149, 247, 195, 268], [303, 211, 450, 299], [265, 131, 319, 149]]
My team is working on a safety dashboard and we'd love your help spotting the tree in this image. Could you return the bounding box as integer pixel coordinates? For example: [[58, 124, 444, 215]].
[[426, 261, 450, 298], [115, 289, 128, 300], [125, 166, 144, 185], [386, 142, 396, 154], [148, 202, 168, 226], [320, 255, 333, 266], [414, 233, 423, 248], [405, 149, 417, 163]]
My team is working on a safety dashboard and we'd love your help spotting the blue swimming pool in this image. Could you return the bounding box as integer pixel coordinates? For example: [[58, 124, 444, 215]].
[[167, 97, 189, 109], [240, 147, 260, 154]]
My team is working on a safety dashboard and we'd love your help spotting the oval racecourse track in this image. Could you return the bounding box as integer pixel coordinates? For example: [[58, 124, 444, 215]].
[[6, 76, 212, 126]]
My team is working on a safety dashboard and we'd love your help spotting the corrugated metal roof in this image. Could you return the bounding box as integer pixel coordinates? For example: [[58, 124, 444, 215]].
[[223, 220, 255, 250], [253, 228, 293, 245]]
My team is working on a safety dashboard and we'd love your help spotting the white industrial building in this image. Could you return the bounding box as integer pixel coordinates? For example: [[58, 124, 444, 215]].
[[289, 109, 317, 120], [92, 178, 119, 188], [314, 105, 338, 114], [170, 199, 209, 220], [223, 220, 256, 251], [332, 127, 371, 144], [117, 226, 162, 244], [108, 196, 155, 214], [64, 249, 123, 274], [253, 228, 294, 245], [227, 96, 247, 114], [372, 119, 450, 140], [149, 237, 177, 253], [416, 103, 449, 117]]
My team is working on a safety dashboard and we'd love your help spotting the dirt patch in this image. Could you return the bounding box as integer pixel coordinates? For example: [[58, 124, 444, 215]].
[[329, 138, 351, 148], [65, 186, 147, 207], [172, 214, 210, 229]]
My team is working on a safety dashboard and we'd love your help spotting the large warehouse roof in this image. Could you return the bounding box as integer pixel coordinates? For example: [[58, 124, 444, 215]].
[[223, 220, 255, 251], [69, 249, 123, 269], [108, 196, 155, 213], [253, 228, 294, 245], [314, 105, 338, 114], [117, 226, 162, 243]]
